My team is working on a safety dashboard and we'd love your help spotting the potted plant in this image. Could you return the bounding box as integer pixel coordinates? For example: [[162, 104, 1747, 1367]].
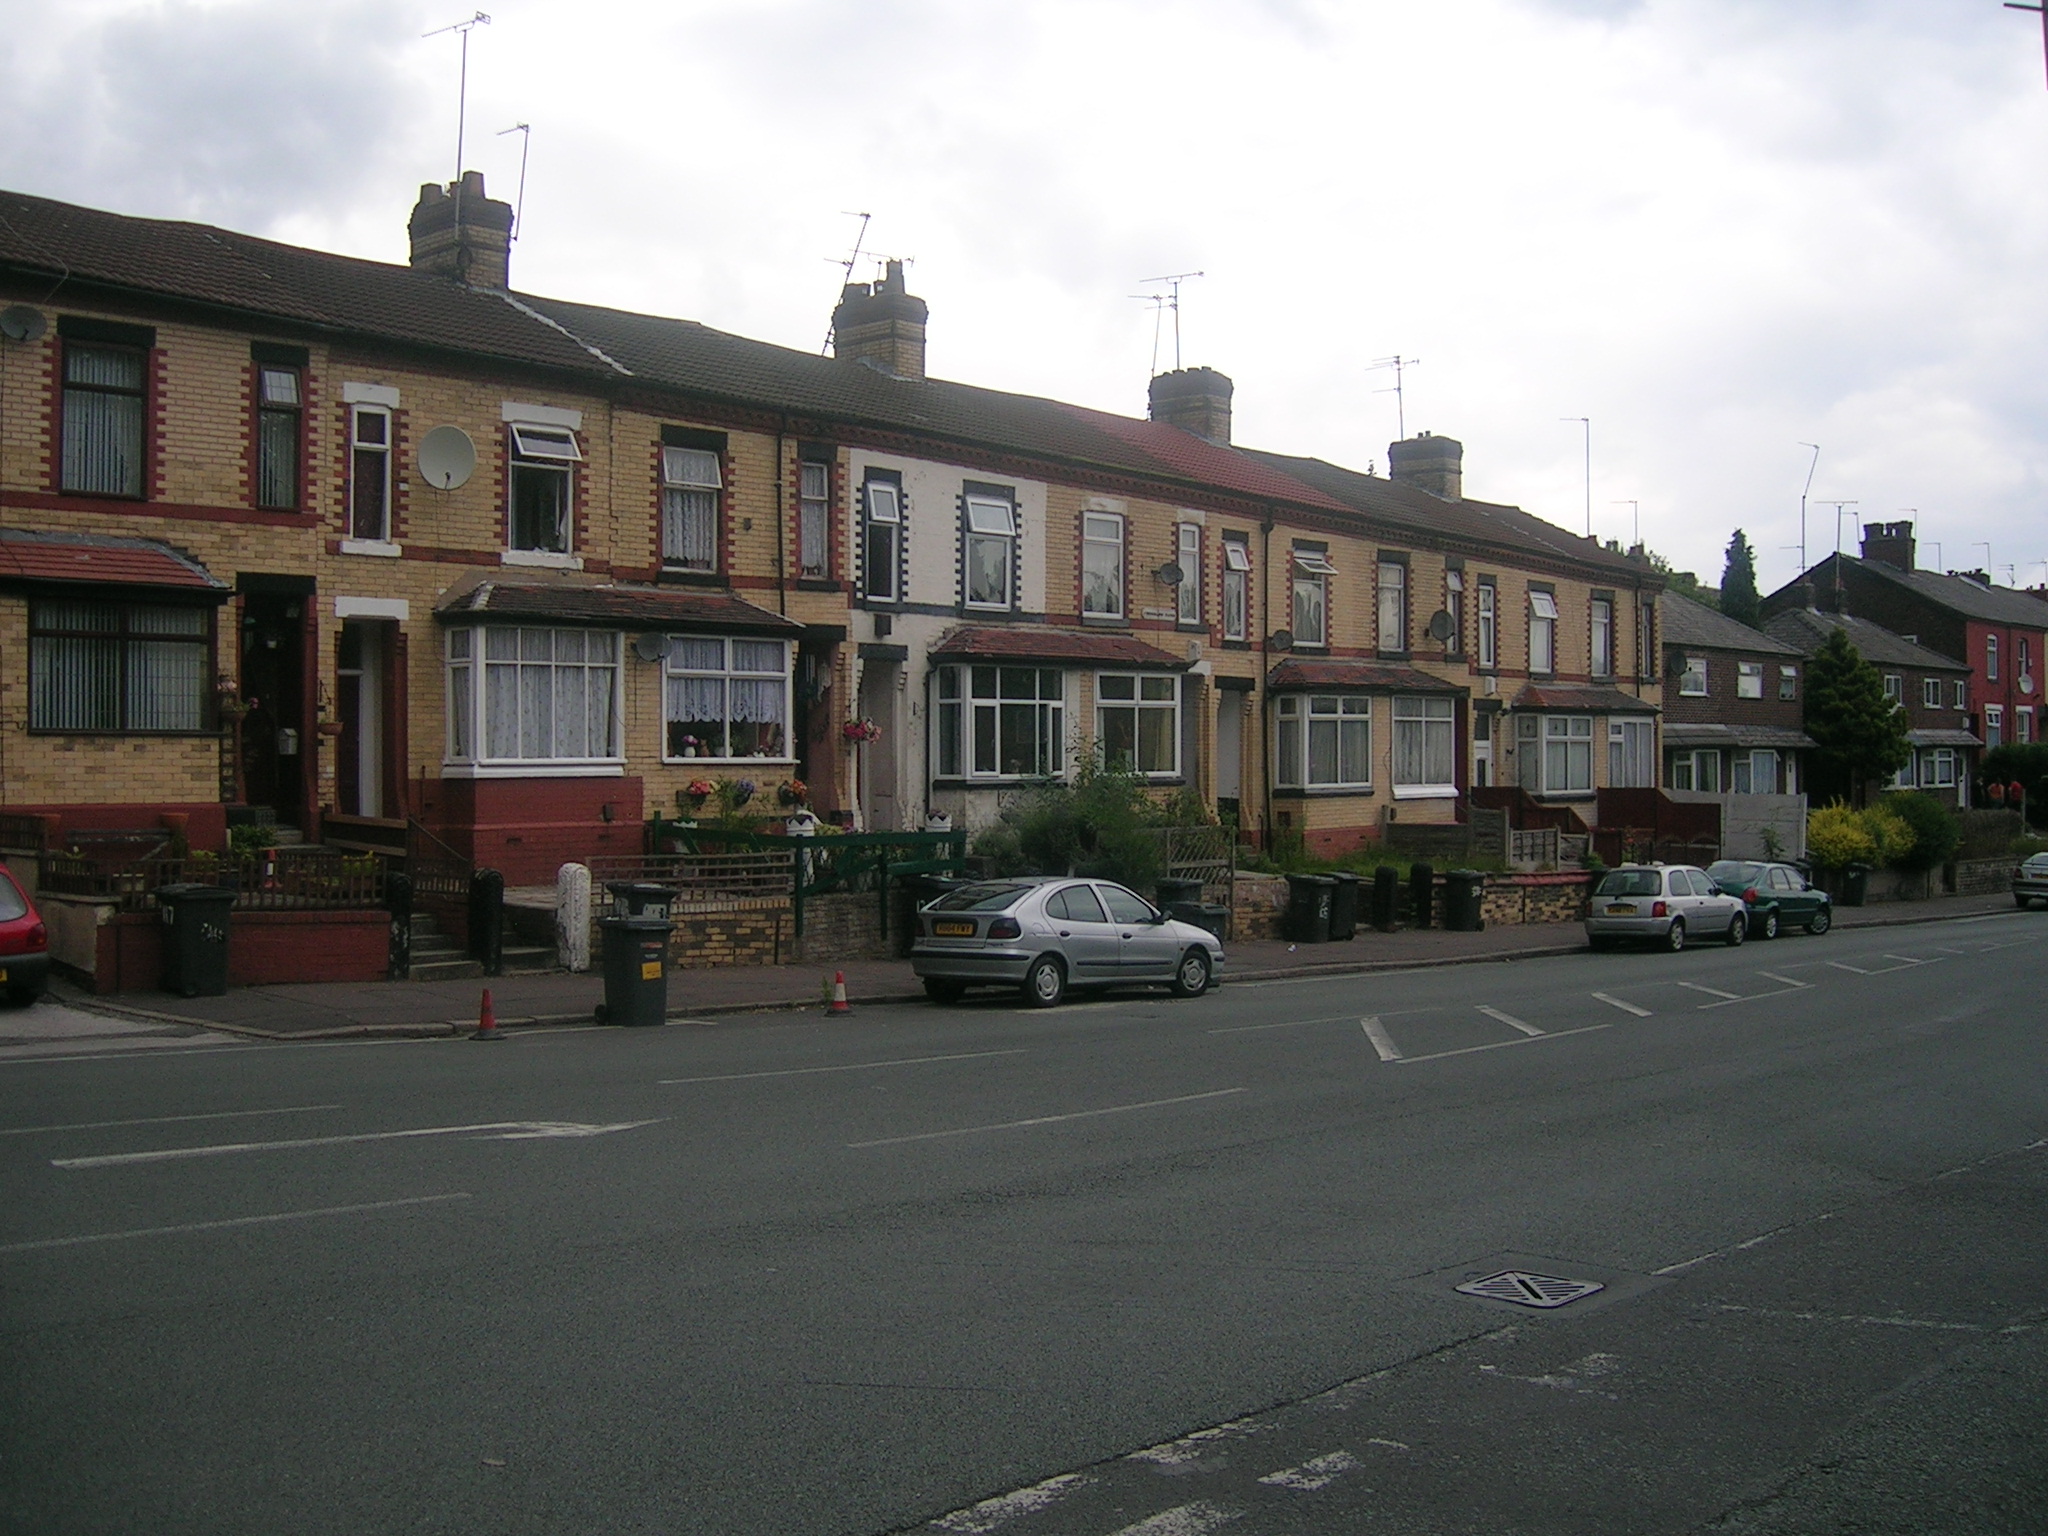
[[843, 718, 882, 745], [777, 777, 808, 808]]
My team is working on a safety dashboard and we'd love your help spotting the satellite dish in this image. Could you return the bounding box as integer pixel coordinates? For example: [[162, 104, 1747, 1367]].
[[0, 305, 47, 343], [417, 425, 477, 490], [632, 632, 671, 664], [1154, 561, 1185, 587], [1427, 608, 1456, 643], [1269, 629, 1294, 653]]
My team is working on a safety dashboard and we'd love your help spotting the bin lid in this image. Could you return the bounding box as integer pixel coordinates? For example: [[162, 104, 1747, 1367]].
[[1286, 873, 1337, 887], [1328, 870, 1360, 884], [602, 912, 674, 928], [153, 882, 236, 902], [605, 881, 672, 897]]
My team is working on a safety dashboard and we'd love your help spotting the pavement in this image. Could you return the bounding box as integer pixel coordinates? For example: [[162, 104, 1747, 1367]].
[[34, 889, 2020, 1043]]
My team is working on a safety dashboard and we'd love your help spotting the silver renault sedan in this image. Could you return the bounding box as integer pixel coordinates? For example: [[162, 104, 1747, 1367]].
[[912, 877, 1225, 1006], [1585, 863, 1748, 951]]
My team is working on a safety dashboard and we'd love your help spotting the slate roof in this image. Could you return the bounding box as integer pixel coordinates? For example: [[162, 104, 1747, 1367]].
[[927, 625, 1187, 669], [1264, 659, 1465, 694], [1906, 727, 1983, 748], [1786, 555, 2048, 629], [1511, 683, 1659, 714], [1662, 722, 1816, 751], [0, 527, 227, 594], [434, 578, 801, 634], [1761, 608, 1968, 671], [1660, 592, 1800, 655]]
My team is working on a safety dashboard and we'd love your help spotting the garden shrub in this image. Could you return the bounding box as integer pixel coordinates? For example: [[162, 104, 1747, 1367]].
[[1882, 792, 1960, 871], [1806, 803, 1875, 869]]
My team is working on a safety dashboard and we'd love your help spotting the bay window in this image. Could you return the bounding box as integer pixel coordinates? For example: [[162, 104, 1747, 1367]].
[[1927, 747, 1957, 787], [1528, 590, 1558, 675], [1083, 512, 1124, 618], [30, 599, 210, 733], [445, 626, 620, 766], [664, 637, 790, 760], [1377, 560, 1407, 653], [509, 422, 580, 554], [1098, 673, 1179, 776], [1608, 719, 1655, 787], [1292, 550, 1334, 648], [1391, 695, 1455, 795], [1276, 694, 1370, 789], [861, 476, 902, 602], [1176, 523, 1202, 625], [661, 445, 720, 571], [1519, 713, 1592, 793], [1222, 537, 1251, 641], [965, 493, 1016, 610], [934, 665, 1063, 779], [61, 340, 146, 497]]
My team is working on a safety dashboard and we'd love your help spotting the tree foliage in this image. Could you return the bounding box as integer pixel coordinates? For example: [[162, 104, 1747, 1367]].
[[1802, 628, 1911, 803], [1719, 529, 1761, 627], [1883, 791, 1961, 871], [970, 758, 1211, 889]]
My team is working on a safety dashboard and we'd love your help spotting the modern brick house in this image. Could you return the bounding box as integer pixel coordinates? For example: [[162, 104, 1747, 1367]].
[[1658, 592, 1812, 795], [1764, 522, 2048, 767], [1762, 605, 1977, 806], [0, 177, 1666, 876]]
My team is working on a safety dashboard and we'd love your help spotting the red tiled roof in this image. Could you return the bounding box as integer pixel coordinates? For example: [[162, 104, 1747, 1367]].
[[929, 625, 1188, 669], [1513, 683, 1658, 714], [0, 528, 225, 593], [435, 580, 802, 633], [1266, 659, 1466, 693]]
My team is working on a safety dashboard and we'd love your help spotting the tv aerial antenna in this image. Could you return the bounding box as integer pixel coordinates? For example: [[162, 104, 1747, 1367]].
[[822, 211, 872, 354], [1369, 356, 1421, 441], [2008, 2, 2047, 87], [496, 122, 530, 240], [1138, 270, 1203, 372], [1129, 292, 1170, 377], [424, 12, 491, 220]]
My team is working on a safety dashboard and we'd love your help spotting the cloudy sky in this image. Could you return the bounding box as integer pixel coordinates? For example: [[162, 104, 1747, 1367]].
[[7, 0, 2047, 590]]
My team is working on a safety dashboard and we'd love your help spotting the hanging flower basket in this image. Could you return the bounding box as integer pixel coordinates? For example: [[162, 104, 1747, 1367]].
[[843, 718, 882, 744]]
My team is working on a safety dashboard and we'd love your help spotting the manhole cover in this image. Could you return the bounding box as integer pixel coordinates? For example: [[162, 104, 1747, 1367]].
[[1454, 1269, 1606, 1309]]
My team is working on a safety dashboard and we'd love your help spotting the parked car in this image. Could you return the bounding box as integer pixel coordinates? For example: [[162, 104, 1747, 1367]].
[[1705, 859, 1834, 938], [2014, 852, 2048, 908], [1585, 864, 1748, 951], [911, 876, 1225, 1006], [0, 866, 50, 1005]]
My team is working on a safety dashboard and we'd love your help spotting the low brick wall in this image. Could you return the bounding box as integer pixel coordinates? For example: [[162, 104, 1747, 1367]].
[[1479, 871, 1590, 926], [1232, 875, 1290, 941], [606, 891, 890, 970], [86, 907, 389, 993], [1951, 857, 2012, 896]]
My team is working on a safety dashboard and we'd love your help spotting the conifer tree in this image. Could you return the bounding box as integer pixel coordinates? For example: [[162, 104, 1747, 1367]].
[[1720, 529, 1761, 627], [1803, 628, 1911, 805]]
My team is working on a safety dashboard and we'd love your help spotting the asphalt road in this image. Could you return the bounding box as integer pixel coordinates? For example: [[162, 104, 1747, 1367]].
[[2, 911, 2043, 1535]]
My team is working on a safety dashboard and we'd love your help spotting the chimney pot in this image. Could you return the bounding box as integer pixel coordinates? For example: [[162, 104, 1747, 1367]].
[[407, 171, 514, 289], [1387, 432, 1463, 500], [831, 262, 928, 380], [1147, 366, 1234, 445], [1858, 518, 1916, 571]]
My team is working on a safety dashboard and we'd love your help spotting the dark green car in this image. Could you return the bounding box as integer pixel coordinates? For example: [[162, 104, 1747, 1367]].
[[1705, 860, 1834, 939]]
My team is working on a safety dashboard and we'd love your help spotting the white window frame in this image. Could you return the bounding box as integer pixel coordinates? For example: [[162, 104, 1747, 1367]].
[[1987, 634, 1999, 681], [1529, 590, 1558, 675], [1735, 749, 1778, 795], [348, 404, 392, 544], [1222, 537, 1251, 642], [1377, 561, 1407, 653], [1292, 551, 1335, 649], [938, 664, 1064, 780], [1928, 746, 1957, 787], [1391, 694, 1456, 797], [2020, 707, 2035, 744], [444, 625, 622, 773], [861, 477, 902, 603], [1738, 661, 1763, 700], [1985, 704, 2004, 748], [1446, 569, 1465, 654], [509, 423, 579, 557], [256, 364, 302, 512], [1276, 693, 1371, 789], [1477, 580, 1497, 669], [1591, 598, 1613, 678], [1883, 673, 1904, 705], [797, 458, 831, 581], [1533, 713, 1594, 794], [1082, 512, 1125, 619], [1176, 523, 1202, 626], [964, 494, 1017, 612], [1608, 718, 1655, 787], [1780, 664, 1798, 701], [661, 445, 721, 572], [662, 636, 792, 763], [1923, 677, 1942, 709], [1955, 679, 1968, 710], [1096, 672, 1180, 777], [1667, 747, 1721, 794], [1680, 655, 1708, 696]]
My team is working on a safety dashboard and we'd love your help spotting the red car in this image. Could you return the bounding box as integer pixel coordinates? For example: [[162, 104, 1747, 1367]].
[[0, 866, 50, 1004]]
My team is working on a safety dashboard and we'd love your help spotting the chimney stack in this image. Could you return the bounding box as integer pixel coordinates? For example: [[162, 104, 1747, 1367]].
[[408, 171, 514, 289], [832, 260, 928, 380], [1859, 519, 1916, 572], [1147, 366, 1234, 445], [1388, 432, 1463, 500]]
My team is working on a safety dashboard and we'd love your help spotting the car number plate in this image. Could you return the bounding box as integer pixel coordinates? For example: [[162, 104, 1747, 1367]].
[[1605, 904, 1636, 915], [0, 967, 8, 982], [932, 920, 976, 937]]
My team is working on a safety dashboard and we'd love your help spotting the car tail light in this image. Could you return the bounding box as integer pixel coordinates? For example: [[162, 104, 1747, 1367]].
[[1742, 888, 1760, 904], [1652, 900, 1668, 918], [26, 922, 45, 952], [987, 916, 1022, 940]]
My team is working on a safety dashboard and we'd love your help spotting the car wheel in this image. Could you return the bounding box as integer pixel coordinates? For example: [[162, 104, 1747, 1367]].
[[1170, 948, 1211, 998], [1724, 912, 1747, 947], [1021, 954, 1066, 1008], [923, 977, 967, 1004], [1666, 919, 1686, 952], [1588, 934, 1617, 951], [2018, 894, 2034, 910], [1806, 907, 1832, 935], [3, 983, 41, 1008], [1758, 909, 1780, 941]]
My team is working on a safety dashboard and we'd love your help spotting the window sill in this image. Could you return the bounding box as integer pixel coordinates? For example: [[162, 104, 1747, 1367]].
[[1221, 638, 1252, 650], [664, 757, 797, 768], [1392, 784, 1459, 800], [795, 578, 842, 593], [659, 568, 728, 587], [442, 761, 625, 779], [1272, 785, 1375, 798], [502, 550, 582, 570], [930, 776, 1065, 791], [1081, 614, 1128, 627], [27, 729, 222, 739], [339, 538, 402, 559]]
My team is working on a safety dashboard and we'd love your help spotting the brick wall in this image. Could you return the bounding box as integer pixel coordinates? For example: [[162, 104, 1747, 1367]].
[[85, 906, 387, 992]]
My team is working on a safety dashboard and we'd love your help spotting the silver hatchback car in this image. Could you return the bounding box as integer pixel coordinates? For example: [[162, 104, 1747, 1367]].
[[912, 877, 1226, 1006], [1585, 863, 1748, 951]]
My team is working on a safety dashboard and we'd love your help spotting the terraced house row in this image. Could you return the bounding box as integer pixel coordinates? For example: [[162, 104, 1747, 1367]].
[[0, 175, 1666, 880]]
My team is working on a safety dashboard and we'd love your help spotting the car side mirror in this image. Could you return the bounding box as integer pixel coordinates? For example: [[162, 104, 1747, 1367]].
[[1151, 910, 1170, 924]]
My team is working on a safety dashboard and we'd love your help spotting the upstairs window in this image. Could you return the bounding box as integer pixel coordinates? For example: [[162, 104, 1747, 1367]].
[[1923, 677, 1941, 709], [61, 342, 146, 497], [661, 446, 720, 571], [964, 494, 1016, 610], [1222, 537, 1251, 641], [1955, 679, 1968, 710], [1528, 590, 1558, 675], [1477, 580, 1497, 668], [1680, 656, 1708, 696], [2023, 637, 2033, 685], [797, 458, 831, 580], [1883, 673, 1904, 705], [1083, 512, 1125, 618], [1445, 570, 1465, 654], [1097, 673, 1179, 776], [255, 365, 302, 511], [1377, 561, 1407, 653], [1780, 665, 1798, 701], [510, 422, 581, 554], [1987, 634, 1999, 681], [1738, 661, 1763, 699], [1591, 598, 1613, 677], [1176, 524, 1202, 625], [30, 600, 209, 733], [861, 477, 902, 602], [348, 406, 392, 542], [1292, 550, 1335, 648]]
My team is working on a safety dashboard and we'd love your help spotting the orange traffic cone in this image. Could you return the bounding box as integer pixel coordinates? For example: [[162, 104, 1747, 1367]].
[[474, 987, 504, 1040], [828, 971, 852, 1015]]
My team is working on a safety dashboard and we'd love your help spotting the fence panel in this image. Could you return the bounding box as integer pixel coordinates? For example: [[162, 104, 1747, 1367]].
[[36, 845, 385, 912]]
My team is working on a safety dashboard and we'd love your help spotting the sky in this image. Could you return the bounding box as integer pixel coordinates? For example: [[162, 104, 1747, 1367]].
[[6, 0, 2048, 592]]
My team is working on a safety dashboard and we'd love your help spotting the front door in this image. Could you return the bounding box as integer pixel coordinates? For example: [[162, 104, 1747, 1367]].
[[857, 660, 899, 831], [238, 591, 310, 831], [335, 620, 387, 817], [1215, 693, 1242, 822]]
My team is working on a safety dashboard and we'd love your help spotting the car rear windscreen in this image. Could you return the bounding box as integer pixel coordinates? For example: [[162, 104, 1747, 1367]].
[[0, 877, 27, 922], [1595, 870, 1662, 898], [1708, 862, 1764, 884], [928, 884, 1032, 913]]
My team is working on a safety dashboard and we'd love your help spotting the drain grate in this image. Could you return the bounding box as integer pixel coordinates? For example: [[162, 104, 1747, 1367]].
[[1454, 1269, 1606, 1309]]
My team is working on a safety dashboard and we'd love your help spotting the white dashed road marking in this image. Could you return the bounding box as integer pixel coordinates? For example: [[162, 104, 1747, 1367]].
[[1828, 960, 1872, 975], [931, 1473, 1094, 1533], [1591, 992, 1652, 1017], [1106, 1503, 1242, 1536], [0, 1103, 341, 1137], [1396, 1024, 1611, 1064], [1755, 971, 1808, 988], [0, 1193, 471, 1254], [1477, 1005, 1543, 1036], [53, 1119, 663, 1169], [1677, 981, 1744, 1001], [849, 1089, 1245, 1149], [1360, 1016, 1402, 1061], [1258, 1450, 1363, 1490], [659, 1049, 1023, 1085]]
